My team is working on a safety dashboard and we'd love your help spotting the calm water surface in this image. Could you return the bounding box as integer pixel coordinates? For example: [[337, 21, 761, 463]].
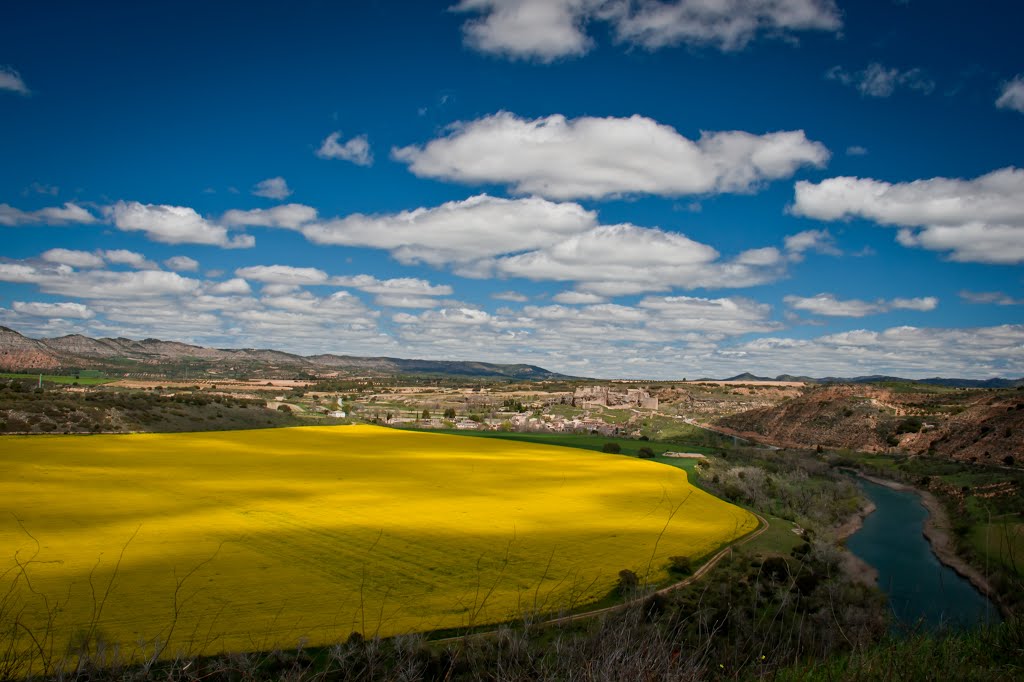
[[847, 478, 999, 631]]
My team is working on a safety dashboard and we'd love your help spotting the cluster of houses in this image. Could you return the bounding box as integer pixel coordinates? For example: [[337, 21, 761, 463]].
[[384, 412, 621, 436], [283, 395, 346, 419]]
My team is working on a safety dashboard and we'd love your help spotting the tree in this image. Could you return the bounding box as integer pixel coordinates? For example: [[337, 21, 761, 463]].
[[602, 442, 621, 454], [443, 407, 456, 419], [638, 446, 655, 458], [617, 569, 639, 595], [668, 555, 692, 575], [421, 409, 431, 420], [502, 398, 525, 412]]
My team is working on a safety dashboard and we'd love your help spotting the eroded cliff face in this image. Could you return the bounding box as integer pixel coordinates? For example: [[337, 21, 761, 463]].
[[899, 395, 1024, 464], [717, 384, 1024, 465], [0, 326, 61, 369]]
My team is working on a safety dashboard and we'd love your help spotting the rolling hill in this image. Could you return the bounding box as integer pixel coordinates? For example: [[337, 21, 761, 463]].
[[0, 326, 569, 381]]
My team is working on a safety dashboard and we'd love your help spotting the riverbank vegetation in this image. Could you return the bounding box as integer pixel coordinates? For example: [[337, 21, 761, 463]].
[[836, 451, 1024, 613]]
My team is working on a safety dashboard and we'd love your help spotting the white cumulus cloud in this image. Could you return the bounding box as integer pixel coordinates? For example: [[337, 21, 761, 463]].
[[332, 274, 453, 297], [0, 261, 202, 299], [784, 292, 938, 317], [372, 294, 446, 309], [235, 265, 329, 286], [996, 76, 1024, 113], [103, 249, 158, 270], [225, 193, 794, 295], [206, 278, 252, 295], [492, 291, 530, 302], [784, 229, 841, 259], [295, 194, 599, 266], [453, 0, 841, 61], [452, 0, 595, 62], [608, 0, 841, 51], [483, 223, 787, 295], [791, 167, 1024, 263], [551, 291, 606, 304], [393, 112, 829, 200], [959, 290, 1023, 306], [164, 255, 200, 272], [221, 204, 318, 229], [723, 325, 1024, 379], [0, 202, 97, 226], [12, 301, 95, 319], [316, 132, 373, 166], [40, 248, 105, 269], [251, 176, 292, 200], [0, 65, 29, 94], [106, 201, 255, 248], [826, 63, 934, 97]]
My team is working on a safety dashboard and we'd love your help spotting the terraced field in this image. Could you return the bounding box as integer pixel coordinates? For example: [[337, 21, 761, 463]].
[[0, 425, 756, 660]]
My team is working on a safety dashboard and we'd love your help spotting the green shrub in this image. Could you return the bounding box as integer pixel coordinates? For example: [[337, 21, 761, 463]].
[[617, 569, 639, 594], [895, 416, 924, 434], [602, 442, 622, 453]]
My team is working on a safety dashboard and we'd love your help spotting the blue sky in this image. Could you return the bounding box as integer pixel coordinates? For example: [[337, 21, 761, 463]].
[[1, 0, 1022, 378]]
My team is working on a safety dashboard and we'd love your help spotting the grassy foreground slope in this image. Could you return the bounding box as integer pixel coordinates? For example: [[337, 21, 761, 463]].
[[1, 425, 755, 660]]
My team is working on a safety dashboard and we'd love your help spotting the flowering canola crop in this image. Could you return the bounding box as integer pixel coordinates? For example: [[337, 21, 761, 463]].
[[0, 425, 756, 657]]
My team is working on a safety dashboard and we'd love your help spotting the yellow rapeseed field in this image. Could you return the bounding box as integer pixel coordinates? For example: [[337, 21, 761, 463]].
[[0, 425, 756, 659]]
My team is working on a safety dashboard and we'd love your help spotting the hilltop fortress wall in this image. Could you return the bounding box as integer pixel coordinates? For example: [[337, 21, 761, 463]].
[[572, 386, 659, 410]]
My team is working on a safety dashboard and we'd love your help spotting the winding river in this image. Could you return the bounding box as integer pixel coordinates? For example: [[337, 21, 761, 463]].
[[847, 477, 1000, 631]]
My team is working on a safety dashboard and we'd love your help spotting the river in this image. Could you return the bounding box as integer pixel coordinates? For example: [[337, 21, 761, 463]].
[[847, 477, 999, 631]]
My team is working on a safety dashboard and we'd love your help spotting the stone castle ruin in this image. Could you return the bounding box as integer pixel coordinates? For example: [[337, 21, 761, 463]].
[[572, 386, 659, 410]]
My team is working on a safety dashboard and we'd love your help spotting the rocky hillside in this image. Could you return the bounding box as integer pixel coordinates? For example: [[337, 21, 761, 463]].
[[0, 379, 302, 434], [717, 383, 1024, 465], [0, 326, 65, 369], [0, 326, 568, 381]]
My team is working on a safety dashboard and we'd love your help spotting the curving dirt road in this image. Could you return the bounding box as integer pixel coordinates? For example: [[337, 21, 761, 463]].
[[432, 510, 769, 643]]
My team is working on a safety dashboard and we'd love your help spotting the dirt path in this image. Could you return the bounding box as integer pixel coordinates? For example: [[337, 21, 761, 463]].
[[266, 401, 305, 412], [856, 473, 1005, 615], [432, 511, 769, 643]]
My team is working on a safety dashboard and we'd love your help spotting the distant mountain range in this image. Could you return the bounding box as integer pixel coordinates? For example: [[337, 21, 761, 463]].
[[721, 372, 1024, 389], [2, 325, 1020, 386], [0, 326, 569, 381]]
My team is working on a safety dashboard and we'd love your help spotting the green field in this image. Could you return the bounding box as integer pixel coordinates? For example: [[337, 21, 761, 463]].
[[969, 522, 1024, 577], [739, 512, 807, 556]]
